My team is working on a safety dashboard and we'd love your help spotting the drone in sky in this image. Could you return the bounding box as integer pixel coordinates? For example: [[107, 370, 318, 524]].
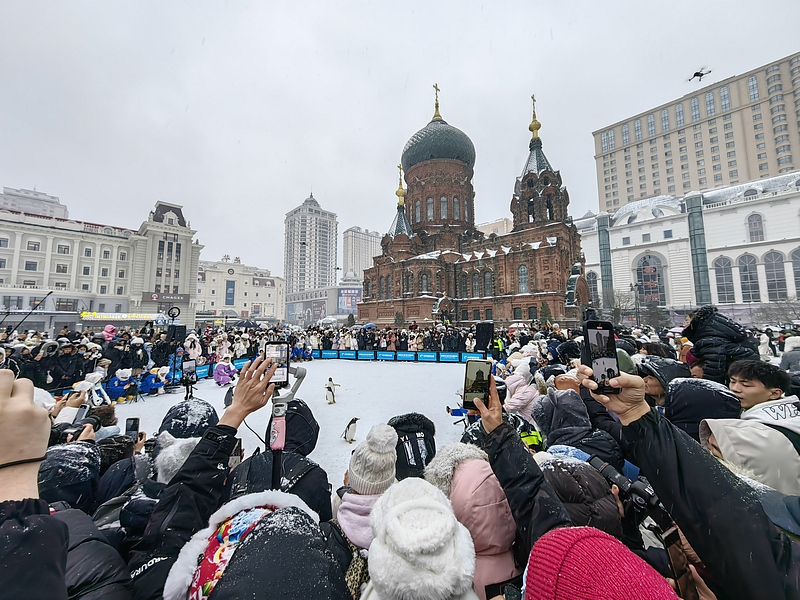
[[688, 68, 712, 82]]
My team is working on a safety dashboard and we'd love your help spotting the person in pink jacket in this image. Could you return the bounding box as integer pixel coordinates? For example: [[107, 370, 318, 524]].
[[503, 373, 539, 425], [425, 443, 519, 600]]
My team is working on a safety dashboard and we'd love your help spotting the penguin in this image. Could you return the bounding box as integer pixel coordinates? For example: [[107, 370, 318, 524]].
[[325, 377, 340, 404], [342, 417, 360, 443]]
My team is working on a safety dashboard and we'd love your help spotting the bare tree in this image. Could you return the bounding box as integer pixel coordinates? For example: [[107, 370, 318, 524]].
[[752, 297, 800, 326]]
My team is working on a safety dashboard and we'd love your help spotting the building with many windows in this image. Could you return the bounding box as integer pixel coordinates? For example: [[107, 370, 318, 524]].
[[0, 199, 203, 334], [578, 171, 800, 325], [342, 226, 381, 281], [593, 51, 800, 212], [283, 194, 338, 294], [0, 187, 69, 218], [359, 95, 588, 326], [195, 256, 285, 322]]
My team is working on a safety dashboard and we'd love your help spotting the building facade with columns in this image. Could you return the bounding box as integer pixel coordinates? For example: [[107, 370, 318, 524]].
[[577, 171, 800, 325], [0, 200, 203, 334], [358, 95, 588, 326]]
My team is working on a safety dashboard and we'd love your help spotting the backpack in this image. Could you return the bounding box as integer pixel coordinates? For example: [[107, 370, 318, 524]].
[[329, 519, 370, 600]]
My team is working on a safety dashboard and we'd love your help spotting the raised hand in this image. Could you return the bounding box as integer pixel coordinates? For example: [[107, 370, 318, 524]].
[[474, 375, 503, 434], [219, 355, 278, 429], [576, 365, 650, 425]]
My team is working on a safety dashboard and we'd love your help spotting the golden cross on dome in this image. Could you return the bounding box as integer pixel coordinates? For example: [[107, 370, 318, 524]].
[[395, 164, 406, 205], [432, 83, 442, 119]]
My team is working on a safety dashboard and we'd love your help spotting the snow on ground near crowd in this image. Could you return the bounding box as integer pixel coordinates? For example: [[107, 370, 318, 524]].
[[115, 360, 468, 484]]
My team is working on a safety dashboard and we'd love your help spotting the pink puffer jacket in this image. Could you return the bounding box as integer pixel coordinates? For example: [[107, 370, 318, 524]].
[[503, 374, 538, 424]]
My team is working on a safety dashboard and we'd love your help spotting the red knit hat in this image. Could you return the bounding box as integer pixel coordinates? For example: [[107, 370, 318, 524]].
[[526, 527, 678, 600]]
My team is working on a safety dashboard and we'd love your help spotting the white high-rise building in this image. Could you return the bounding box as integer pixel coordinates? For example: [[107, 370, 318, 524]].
[[342, 226, 381, 281], [284, 194, 338, 294], [0, 187, 69, 218]]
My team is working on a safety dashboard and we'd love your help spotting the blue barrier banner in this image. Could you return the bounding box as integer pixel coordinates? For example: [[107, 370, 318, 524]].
[[339, 350, 356, 359], [461, 353, 484, 362], [417, 352, 437, 362], [322, 350, 338, 359], [196, 365, 210, 378], [232, 359, 249, 369], [396, 351, 416, 361], [357, 351, 376, 360], [311, 350, 321, 359], [439, 352, 460, 363], [377, 351, 396, 361]]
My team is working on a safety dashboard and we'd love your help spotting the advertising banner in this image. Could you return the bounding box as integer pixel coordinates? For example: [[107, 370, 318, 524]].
[[339, 350, 356, 359], [461, 353, 486, 361], [439, 352, 460, 363], [357, 351, 375, 360], [417, 352, 437, 362], [396, 351, 416, 361], [225, 281, 236, 306], [337, 288, 362, 314], [322, 350, 338, 359], [377, 351, 395, 361], [312, 299, 327, 321]]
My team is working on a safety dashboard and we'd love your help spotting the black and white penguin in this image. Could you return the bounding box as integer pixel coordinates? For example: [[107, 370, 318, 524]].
[[342, 417, 360, 443]]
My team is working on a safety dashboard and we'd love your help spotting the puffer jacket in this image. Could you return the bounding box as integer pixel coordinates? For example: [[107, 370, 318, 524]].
[[424, 443, 519, 600], [51, 506, 132, 599], [664, 377, 740, 441], [682, 306, 759, 382], [503, 374, 538, 424], [781, 336, 800, 372]]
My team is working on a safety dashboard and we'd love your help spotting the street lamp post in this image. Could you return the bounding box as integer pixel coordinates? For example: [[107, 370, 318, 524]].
[[630, 283, 641, 327]]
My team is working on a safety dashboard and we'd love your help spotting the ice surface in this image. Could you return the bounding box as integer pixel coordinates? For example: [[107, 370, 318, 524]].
[[115, 361, 467, 487]]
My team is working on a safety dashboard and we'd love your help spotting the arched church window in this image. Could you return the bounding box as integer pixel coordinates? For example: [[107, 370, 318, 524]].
[[472, 273, 480, 297], [792, 248, 800, 294], [440, 196, 448, 219], [764, 251, 787, 301], [415, 201, 420, 223], [464, 201, 469, 222], [460, 273, 468, 298], [426, 198, 434, 221], [637, 255, 666, 306], [420, 273, 429, 293], [379, 276, 385, 300], [713, 257, 735, 303], [436, 272, 443, 294], [386, 275, 392, 300], [517, 265, 529, 294], [484, 271, 493, 296], [453, 197, 460, 220], [547, 197, 554, 220]]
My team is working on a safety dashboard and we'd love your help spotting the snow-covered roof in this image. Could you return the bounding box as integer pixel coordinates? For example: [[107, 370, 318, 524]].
[[610, 195, 682, 226], [701, 172, 800, 206]]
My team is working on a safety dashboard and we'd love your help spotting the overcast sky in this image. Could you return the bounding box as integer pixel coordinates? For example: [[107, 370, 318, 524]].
[[1, 1, 798, 277]]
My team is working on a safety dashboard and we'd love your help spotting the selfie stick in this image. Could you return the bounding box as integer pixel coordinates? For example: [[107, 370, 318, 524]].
[[12, 291, 53, 333], [269, 365, 306, 489]]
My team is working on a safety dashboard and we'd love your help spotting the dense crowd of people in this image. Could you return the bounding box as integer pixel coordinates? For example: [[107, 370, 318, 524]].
[[1, 304, 800, 599]]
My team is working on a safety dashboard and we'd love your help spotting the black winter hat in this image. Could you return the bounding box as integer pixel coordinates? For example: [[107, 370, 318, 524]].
[[158, 398, 219, 439], [387, 412, 437, 480], [38, 442, 101, 513], [556, 339, 581, 363], [638, 356, 690, 392], [664, 378, 740, 441]]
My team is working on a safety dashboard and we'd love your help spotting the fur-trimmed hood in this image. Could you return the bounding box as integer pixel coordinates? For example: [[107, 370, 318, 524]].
[[424, 443, 488, 498], [784, 336, 800, 353], [162, 490, 319, 600]]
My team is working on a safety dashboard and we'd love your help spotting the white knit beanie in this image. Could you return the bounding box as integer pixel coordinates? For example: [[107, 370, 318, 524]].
[[368, 478, 476, 600], [348, 424, 398, 495]]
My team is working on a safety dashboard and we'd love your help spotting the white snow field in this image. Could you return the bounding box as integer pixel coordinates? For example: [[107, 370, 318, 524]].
[[114, 360, 468, 485]]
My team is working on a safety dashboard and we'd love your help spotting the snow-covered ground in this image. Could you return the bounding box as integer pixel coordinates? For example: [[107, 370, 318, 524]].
[[114, 360, 468, 484]]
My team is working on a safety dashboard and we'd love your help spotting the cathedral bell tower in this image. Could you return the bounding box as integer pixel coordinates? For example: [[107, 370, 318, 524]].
[[511, 96, 570, 231]]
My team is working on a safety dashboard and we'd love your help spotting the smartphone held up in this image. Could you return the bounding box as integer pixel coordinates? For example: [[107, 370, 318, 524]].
[[581, 320, 621, 394], [263, 341, 290, 388]]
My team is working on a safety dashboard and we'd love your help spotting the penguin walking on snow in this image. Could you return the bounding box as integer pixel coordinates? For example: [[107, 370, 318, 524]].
[[325, 377, 340, 404], [342, 417, 360, 443]]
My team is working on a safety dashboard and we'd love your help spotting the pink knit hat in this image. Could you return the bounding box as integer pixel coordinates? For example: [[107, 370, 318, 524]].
[[526, 527, 678, 600]]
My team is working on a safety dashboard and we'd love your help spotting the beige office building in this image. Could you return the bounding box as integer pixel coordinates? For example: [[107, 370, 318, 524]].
[[593, 51, 800, 211], [342, 226, 381, 281]]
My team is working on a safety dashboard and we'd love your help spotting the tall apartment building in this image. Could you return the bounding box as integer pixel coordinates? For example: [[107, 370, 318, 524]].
[[593, 51, 800, 211], [342, 226, 381, 281], [0, 187, 69, 218], [0, 199, 203, 334], [283, 194, 338, 294], [196, 256, 285, 321]]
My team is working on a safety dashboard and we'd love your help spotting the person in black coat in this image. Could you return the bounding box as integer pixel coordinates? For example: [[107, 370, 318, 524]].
[[682, 305, 759, 383], [51, 344, 84, 389], [579, 364, 800, 600], [663, 377, 741, 442], [50, 504, 133, 599], [224, 398, 332, 522], [531, 388, 625, 470]]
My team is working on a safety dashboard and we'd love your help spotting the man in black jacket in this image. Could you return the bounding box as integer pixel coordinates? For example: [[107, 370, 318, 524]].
[[579, 364, 799, 600]]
